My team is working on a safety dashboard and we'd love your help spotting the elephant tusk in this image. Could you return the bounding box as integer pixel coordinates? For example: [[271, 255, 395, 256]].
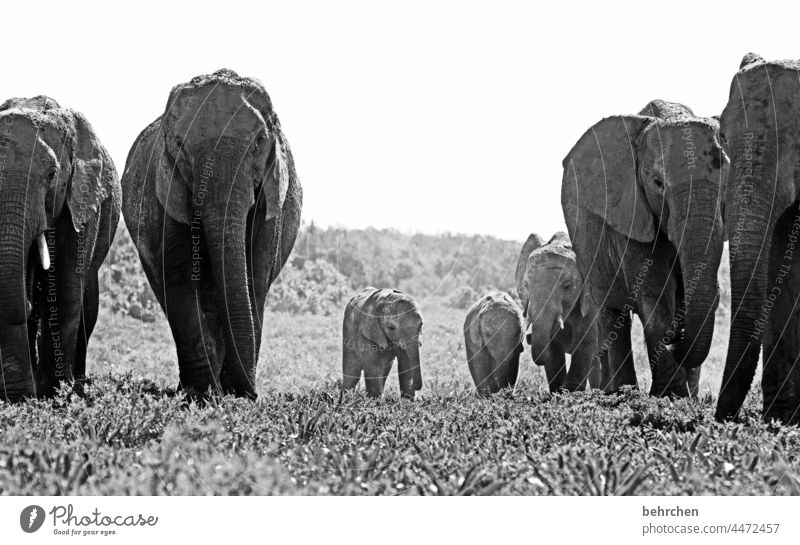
[[37, 233, 50, 270], [558, 315, 565, 330]]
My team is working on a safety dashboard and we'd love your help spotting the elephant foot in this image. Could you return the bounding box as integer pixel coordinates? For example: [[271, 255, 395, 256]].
[[649, 381, 690, 399]]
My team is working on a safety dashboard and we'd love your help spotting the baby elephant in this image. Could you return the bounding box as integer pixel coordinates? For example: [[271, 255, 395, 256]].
[[463, 292, 524, 396], [342, 287, 423, 398], [517, 232, 600, 392]]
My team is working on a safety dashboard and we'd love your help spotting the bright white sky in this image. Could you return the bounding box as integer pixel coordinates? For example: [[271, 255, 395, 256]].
[[2, 0, 797, 241]]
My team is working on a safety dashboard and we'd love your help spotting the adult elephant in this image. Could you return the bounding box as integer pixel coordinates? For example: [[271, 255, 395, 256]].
[[0, 96, 120, 401], [562, 100, 726, 397], [716, 54, 800, 424], [122, 69, 302, 399]]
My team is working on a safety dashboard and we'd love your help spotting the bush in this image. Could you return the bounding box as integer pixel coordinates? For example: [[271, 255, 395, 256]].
[[447, 286, 477, 310], [267, 259, 350, 315], [99, 225, 159, 322]]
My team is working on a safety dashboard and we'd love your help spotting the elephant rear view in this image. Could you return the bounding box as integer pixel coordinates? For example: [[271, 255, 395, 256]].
[[121, 69, 302, 399], [0, 97, 120, 401], [342, 287, 423, 399], [463, 291, 524, 396]]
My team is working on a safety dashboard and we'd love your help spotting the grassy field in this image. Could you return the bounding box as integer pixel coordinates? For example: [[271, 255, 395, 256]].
[[2, 294, 800, 496]]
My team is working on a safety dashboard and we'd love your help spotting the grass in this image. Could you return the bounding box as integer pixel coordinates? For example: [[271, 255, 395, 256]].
[[1, 297, 798, 496]]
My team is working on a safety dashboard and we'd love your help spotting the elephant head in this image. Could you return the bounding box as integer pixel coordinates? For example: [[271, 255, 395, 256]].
[[155, 69, 291, 397], [562, 106, 728, 370], [0, 97, 112, 399], [359, 289, 423, 398], [715, 54, 800, 422], [520, 232, 590, 366]]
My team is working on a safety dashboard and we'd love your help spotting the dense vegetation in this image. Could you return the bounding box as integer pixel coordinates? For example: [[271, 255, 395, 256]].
[[2, 222, 797, 496]]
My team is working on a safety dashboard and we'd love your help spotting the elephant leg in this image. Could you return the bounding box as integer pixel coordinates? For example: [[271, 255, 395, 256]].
[[36, 266, 83, 396], [763, 208, 800, 424], [74, 272, 99, 386], [638, 301, 689, 398], [363, 352, 392, 397], [75, 196, 119, 391], [577, 323, 603, 389], [498, 352, 521, 391], [342, 346, 363, 390], [598, 307, 637, 393], [485, 338, 520, 392], [0, 323, 36, 400], [543, 350, 567, 392], [467, 344, 494, 396], [564, 343, 594, 392], [162, 221, 221, 398], [686, 366, 701, 398]]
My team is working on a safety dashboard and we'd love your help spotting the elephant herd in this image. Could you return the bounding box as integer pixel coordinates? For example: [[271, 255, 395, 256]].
[[0, 69, 300, 402], [1, 54, 800, 426], [342, 52, 800, 427]]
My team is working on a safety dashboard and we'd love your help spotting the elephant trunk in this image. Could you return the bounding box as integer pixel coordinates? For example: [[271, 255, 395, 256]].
[[669, 184, 725, 369], [715, 137, 776, 421], [0, 202, 33, 326], [526, 300, 559, 367], [201, 156, 258, 399], [397, 341, 422, 399], [0, 192, 38, 400]]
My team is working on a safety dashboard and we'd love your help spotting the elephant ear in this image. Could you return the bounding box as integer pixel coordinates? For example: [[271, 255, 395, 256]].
[[359, 290, 389, 348], [637, 99, 694, 120], [740, 52, 765, 69], [67, 111, 112, 232], [156, 148, 192, 225], [465, 303, 483, 348], [515, 233, 542, 306], [561, 115, 655, 243], [263, 130, 291, 220]]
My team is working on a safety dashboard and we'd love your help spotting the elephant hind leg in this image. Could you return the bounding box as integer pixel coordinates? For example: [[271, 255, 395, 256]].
[[485, 339, 520, 392], [467, 343, 495, 397]]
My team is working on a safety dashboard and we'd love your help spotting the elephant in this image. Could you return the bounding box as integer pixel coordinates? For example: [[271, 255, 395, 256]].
[[121, 69, 302, 399], [561, 99, 727, 398], [715, 53, 800, 424], [516, 232, 600, 392], [463, 291, 524, 396], [0, 96, 120, 401], [342, 287, 423, 399]]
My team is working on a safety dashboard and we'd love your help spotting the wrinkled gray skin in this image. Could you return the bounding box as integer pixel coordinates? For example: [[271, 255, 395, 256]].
[[716, 54, 800, 424], [342, 287, 423, 399], [0, 96, 120, 401], [517, 232, 600, 392], [122, 69, 302, 399], [463, 291, 523, 396], [562, 99, 727, 397]]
